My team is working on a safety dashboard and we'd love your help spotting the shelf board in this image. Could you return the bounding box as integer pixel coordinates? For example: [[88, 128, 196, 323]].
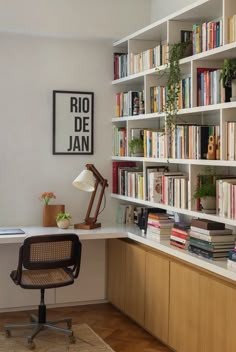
[[111, 193, 236, 226], [111, 156, 236, 166], [112, 112, 165, 122]]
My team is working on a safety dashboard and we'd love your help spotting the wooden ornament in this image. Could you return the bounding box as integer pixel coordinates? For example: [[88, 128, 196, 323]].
[[207, 143, 216, 160]]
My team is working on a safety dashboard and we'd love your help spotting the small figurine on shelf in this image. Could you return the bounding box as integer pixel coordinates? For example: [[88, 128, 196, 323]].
[[139, 98, 145, 115], [133, 96, 139, 115]]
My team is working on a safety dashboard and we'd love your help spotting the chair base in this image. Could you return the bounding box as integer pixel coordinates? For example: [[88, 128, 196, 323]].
[[5, 314, 75, 350]]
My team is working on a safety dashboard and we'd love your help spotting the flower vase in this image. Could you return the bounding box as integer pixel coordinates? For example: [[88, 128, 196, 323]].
[[43, 204, 65, 227]]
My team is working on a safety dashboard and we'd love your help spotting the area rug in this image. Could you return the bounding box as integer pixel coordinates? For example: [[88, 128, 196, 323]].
[[0, 323, 115, 352]]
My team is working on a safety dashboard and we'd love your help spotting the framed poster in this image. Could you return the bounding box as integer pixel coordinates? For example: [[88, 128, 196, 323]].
[[53, 90, 94, 154]]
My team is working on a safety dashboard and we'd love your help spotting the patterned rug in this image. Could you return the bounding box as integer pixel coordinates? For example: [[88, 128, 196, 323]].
[[0, 323, 115, 351]]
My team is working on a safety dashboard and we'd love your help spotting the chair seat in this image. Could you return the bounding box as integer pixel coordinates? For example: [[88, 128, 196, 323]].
[[11, 268, 74, 289]]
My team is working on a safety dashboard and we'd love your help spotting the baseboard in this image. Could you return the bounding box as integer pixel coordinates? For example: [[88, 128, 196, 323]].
[[0, 299, 109, 313]]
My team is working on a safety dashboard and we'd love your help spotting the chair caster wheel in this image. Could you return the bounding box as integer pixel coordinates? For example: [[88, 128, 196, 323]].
[[27, 339, 35, 350], [5, 329, 11, 337], [69, 334, 76, 344]]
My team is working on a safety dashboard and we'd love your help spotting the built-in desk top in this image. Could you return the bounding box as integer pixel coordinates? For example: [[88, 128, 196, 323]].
[[0, 224, 235, 283]]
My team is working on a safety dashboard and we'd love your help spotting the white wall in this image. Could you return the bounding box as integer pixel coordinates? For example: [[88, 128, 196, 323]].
[[150, 0, 197, 22], [0, 0, 151, 40], [0, 34, 115, 226], [0, 1, 153, 227]]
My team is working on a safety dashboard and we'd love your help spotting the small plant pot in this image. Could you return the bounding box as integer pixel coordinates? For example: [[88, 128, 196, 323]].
[[200, 196, 216, 211], [57, 219, 70, 229]]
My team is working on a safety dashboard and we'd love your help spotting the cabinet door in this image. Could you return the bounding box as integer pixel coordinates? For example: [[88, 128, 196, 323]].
[[107, 239, 126, 311], [125, 242, 146, 325], [199, 275, 236, 352], [169, 261, 200, 352], [145, 251, 169, 344]]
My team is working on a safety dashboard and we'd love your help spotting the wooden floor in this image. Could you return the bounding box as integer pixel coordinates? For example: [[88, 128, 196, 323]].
[[0, 303, 172, 352]]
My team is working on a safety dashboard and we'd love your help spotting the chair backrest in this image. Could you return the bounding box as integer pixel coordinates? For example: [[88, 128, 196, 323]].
[[21, 234, 82, 275]]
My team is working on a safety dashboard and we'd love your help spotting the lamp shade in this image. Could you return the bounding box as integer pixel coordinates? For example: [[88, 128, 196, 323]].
[[72, 170, 95, 192]]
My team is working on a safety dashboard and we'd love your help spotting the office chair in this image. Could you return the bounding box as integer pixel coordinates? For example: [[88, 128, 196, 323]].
[[4, 234, 82, 350]]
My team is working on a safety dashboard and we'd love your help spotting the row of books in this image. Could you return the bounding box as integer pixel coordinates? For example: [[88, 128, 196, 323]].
[[113, 126, 127, 157], [115, 91, 145, 117], [197, 68, 224, 106], [116, 165, 143, 198], [147, 171, 188, 209], [227, 122, 236, 161], [143, 129, 166, 159], [150, 77, 191, 113], [192, 20, 223, 55], [188, 219, 235, 260], [228, 14, 236, 44], [216, 177, 236, 219], [113, 53, 128, 80], [170, 124, 220, 160], [129, 42, 168, 75]]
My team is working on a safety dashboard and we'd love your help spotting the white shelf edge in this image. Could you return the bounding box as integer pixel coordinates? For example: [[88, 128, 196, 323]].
[[111, 193, 236, 226], [111, 156, 236, 166], [112, 102, 236, 121]]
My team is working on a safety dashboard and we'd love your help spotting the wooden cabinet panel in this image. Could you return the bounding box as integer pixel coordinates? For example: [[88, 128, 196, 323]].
[[145, 251, 169, 344], [199, 275, 236, 352], [107, 239, 126, 311], [169, 261, 200, 352], [125, 242, 146, 325]]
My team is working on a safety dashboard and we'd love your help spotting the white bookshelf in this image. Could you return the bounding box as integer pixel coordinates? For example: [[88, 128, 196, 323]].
[[111, 0, 236, 227]]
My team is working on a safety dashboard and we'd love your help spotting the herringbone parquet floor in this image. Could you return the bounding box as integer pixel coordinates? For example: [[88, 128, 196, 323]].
[[0, 303, 172, 352]]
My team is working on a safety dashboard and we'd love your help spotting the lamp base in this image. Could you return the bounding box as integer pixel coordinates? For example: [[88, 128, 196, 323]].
[[74, 222, 101, 230]]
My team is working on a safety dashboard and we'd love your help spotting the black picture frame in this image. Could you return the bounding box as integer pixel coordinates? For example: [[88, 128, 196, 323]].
[[53, 90, 94, 155]]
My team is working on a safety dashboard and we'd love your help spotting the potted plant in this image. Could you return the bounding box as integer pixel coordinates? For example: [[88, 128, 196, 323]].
[[220, 58, 236, 102], [40, 192, 65, 227], [193, 182, 216, 211], [129, 138, 144, 157], [56, 212, 72, 229]]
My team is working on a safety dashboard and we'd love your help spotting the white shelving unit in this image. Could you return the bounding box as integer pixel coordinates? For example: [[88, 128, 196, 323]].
[[111, 0, 236, 227]]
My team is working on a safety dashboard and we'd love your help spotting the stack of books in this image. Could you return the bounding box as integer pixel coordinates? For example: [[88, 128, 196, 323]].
[[170, 222, 190, 249], [146, 212, 174, 241], [188, 219, 235, 260], [227, 249, 236, 272]]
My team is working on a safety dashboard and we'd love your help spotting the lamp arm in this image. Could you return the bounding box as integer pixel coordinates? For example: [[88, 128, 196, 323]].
[[86, 164, 108, 187]]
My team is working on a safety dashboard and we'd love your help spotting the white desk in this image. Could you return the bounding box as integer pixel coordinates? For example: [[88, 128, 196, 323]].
[[0, 223, 235, 312], [0, 224, 127, 312]]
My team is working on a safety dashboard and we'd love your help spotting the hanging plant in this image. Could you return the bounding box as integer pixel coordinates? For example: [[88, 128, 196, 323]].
[[165, 41, 190, 131]]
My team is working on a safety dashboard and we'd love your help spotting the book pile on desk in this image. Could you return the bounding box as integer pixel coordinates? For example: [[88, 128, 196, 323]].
[[170, 222, 190, 249], [188, 219, 235, 260], [146, 212, 174, 241], [227, 249, 236, 272]]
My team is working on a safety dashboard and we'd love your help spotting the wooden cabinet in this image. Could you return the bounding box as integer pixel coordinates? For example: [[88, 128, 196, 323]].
[[107, 238, 236, 352], [199, 275, 236, 352], [169, 261, 200, 352], [107, 239, 126, 311], [124, 242, 146, 325], [145, 250, 169, 344]]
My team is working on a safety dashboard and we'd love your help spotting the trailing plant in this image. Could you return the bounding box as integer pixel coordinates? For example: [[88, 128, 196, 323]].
[[164, 41, 191, 131], [220, 58, 236, 88]]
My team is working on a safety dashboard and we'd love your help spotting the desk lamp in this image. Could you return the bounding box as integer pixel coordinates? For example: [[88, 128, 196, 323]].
[[72, 164, 108, 229]]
